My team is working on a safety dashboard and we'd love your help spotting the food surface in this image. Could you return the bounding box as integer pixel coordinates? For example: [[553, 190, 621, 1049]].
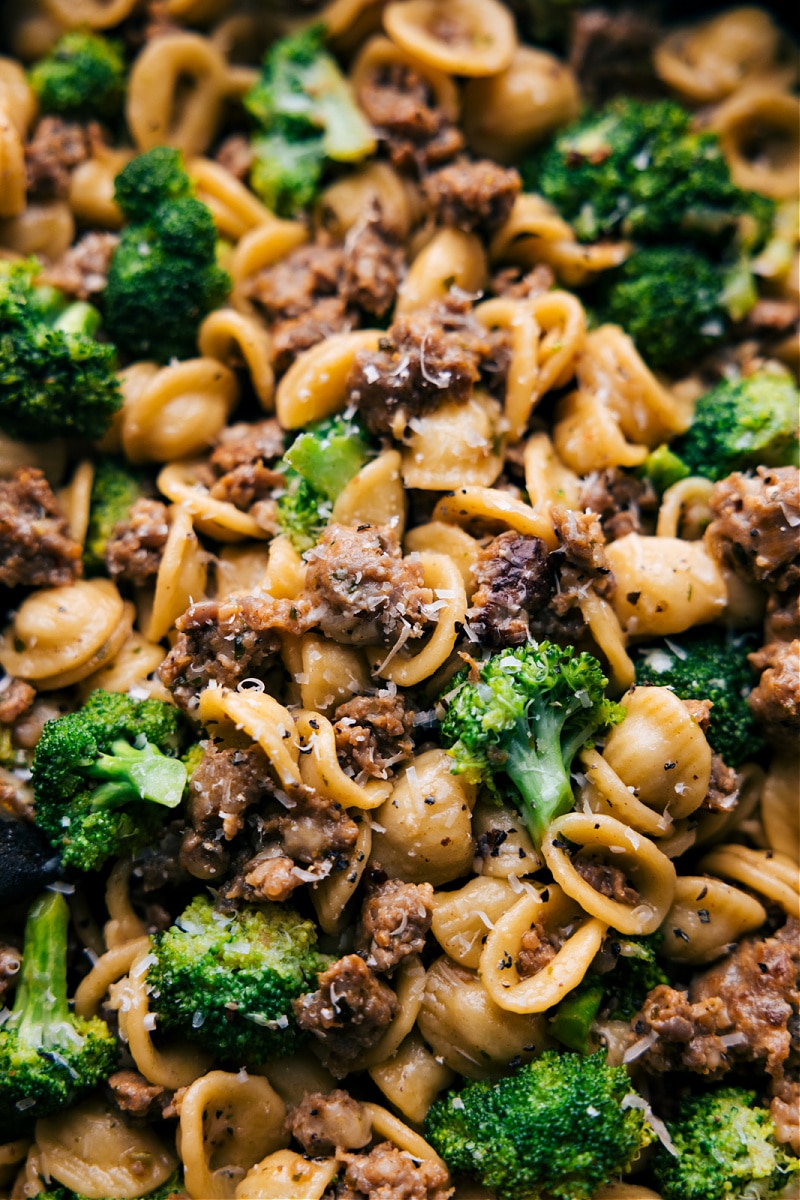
[[0, 2, 798, 1198]]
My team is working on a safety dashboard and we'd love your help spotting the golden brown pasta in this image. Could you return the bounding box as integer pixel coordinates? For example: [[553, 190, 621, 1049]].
[[660, 875, 767, 964], [126, 32, 229, 159], [383, 0, 516, 77], [121, 358, 239, 464], [605, 533, 728, 636]]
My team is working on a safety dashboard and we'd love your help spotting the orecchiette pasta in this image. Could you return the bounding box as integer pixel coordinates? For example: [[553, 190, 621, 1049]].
[[660, 875, 767, 964], [383, 0, 516, 77]]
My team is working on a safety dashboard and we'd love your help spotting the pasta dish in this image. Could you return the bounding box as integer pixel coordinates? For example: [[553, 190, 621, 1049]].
[[0, 1, 798, 1198]]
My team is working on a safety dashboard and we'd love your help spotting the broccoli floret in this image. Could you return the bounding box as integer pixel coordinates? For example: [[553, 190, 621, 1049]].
[[147, 894, 327, 1064], [29, 31, 125, 121], [276, 415, 371, 551], [596, 247, 730, 369], [635, 627, 767, 767], [104, 149, 231, 362], [639, 444, 691, 496], [655, 1088, 800, 1200], [36, 1172, 184, 1200], [425, 1050, 652, 1200], [83, 459, 147, 575], [244, 25, 375, 216], [31, 690, 190, 872], [551, 934, 668, 1053], [0, 892, 117, 1132], [530, 98, 773, 247], [674, 371, 799, 482], [439, 642, 624, 848], [0, 260, 121, 442]]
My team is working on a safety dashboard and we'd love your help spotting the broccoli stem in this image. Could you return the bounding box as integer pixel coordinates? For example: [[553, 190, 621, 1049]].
[[550, 985, 605, 1054], [83, 739, 187, 811], [504, 711, 573, 847], [51, 301, 103, 338], [11, 892, 73, 1051]]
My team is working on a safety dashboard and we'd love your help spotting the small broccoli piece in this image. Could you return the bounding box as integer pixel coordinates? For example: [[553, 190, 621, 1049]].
[[36, 1172, 184, 1200], [28, 31, 125, 121], [148, 894, 327, 1064], [244, 25, 375, 216], [104, 149, 231, 362], [635, 627, 766, 767], [31, 691, 190, 872], [530, 98, 773, 247], [596, 247, 730, 369], [0, 260, 121, 442], [655, 1088, 800, 1200], [277, 415, 371, 551], [83, 459, 147, 574], [639, 444, 691, 496], [674, 371, 799, 482], [551, 934, 668, 1053], [426, 1050, 652, 1200], [0, 892, 117, 1132], [439, 643, 624, 848]]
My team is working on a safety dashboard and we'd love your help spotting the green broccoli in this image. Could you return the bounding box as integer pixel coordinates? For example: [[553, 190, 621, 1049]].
[[244, 25, 375, 216], [0, 892, 117, 1132], [36, 1172, 184, 1200], [425, 1050, 652, 1200], [551, 933, 668, 1053], [635, 626, 768, 767], [439, 642, 624, 848], [276, 415, 371, 551], [31, 690, 190, 872], [674, 371, 799, 482], [0, 260, 122, 442], [29, 31, 125, 122], [104, 148, 231, 362], [147, 894, 328, 1064], [529, 98, 773, 247], [638, 444, 691, 496], [654, 1088, 800, 1200], [83, 459, 148, 575], [595, 247, 731, 369]]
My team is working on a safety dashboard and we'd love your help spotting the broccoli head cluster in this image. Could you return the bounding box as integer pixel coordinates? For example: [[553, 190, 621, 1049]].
[[0, 260, 122, 442], [426, 1050, 652, 1200], [276, 414, 371, 551], [83, 458, 148, 574], [29, 31, 126, 121], [104, 147, 231, 362]]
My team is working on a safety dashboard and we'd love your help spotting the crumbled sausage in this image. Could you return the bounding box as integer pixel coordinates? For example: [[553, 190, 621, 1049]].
[[0, 679, 36, 726], [178, 827, 231, 883], [224, 850, 301, 902], [707, 467, 800, 593], [304, 523, 433, 647], [333, 692, 414, 781], [187, 742, 270, 843], [568, 8, 664, 104], [293, 954, 397, 1077], [104, 497, 170, 587], [748, 640, 800, 750], [209, 419, 286, 473], [355, 874, 434, 973], [41, 231, 119, 300], [703, 753, 741, 814], [261, 785, 359, 866], [517, 923, 566, 979], [214, 133, 254, 181], [342, 204, 404, 319], [552, 505, 615, 598], [159, 595, 306, 711], [690, 918, 800, 1079], [272, 296, 354, 374], [580, 468, 658, 542], [25, 116, 88, 200], [491, 264, 555, 300], [356, 61, 463, 175], [422, 159, 521, 235], [285, 1089, 372, 1156], [770, 1076, 800, 1154], [467, 531, 553, 647], [632, 983, 734, 1076], [0, 943, 21, 1002], [764, 588, 800, 644], [107, 1070, 172, 1120], [347, 294, 491, 437], [574, 856, 641, 906], [0, 467, 82, 588], [340, 1141, 453, 1200]]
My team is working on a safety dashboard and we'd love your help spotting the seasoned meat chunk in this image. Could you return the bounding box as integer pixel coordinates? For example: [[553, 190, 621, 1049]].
[[0, 467, 82, 588], [261, 785, 358, 865], [107, 1070, 171, 1120], [160, 595, 304, 710], [748, 640, 800, 750], [187, 742, 270, 842], [422, 159, 521, 235], [355, 874, 434, 973], [0, 679, 35, 726], [25, 116, 88, 200], [765, 588, 800, 644], [340, 1141, 453, 1200], [208, 461, 283, 531], [770, 1076, 800, 1153], [223, 850, 301, 902], [703, 753, 741, 813], [105, 497, 169, 587], [569, 8, 664, 103], [690, 918, 800, 1078], [271, 296, 353, 374], [342, 205, 404, 319], [356, 61, 463, 174], [348, 294, 491, 437], [574, 857, 640, 906], [214, 133, 254, 181], [552, 506, 615, 597], [333, 692, 414, 780], [285, 1089, 372, 1155], [304, 524, 433, 647], [42, 231, 119, 300], [580, 468, 658, 541], [491, 264, 555, 300], [209, 419, 286, 473], [707, 467, 800, 592], [633, 984, 734, 1076], [467, 531, 553, 647], [293, 954, 397, 1077], [517, 923, 565, 979]]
